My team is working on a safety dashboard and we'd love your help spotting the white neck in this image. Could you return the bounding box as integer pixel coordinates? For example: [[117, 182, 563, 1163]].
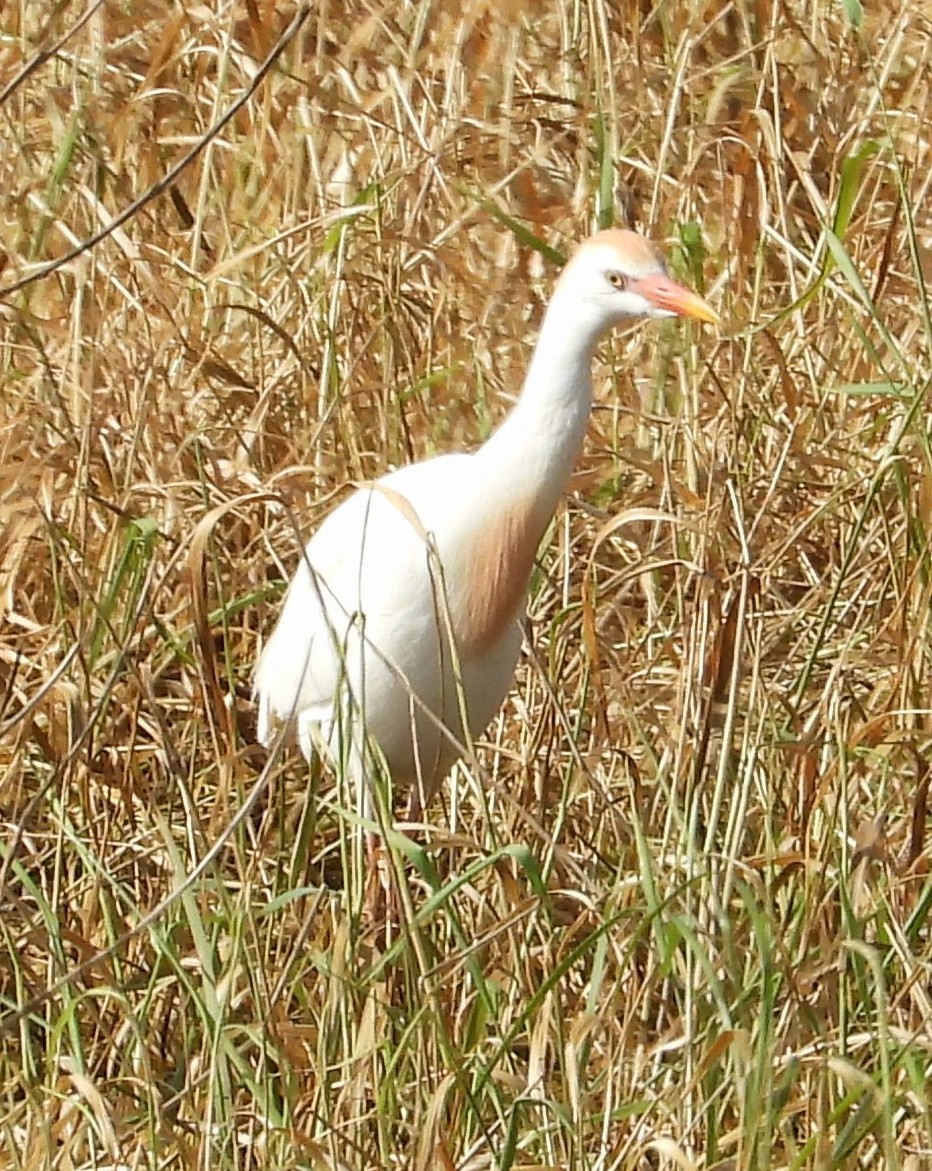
[[476, 291, 612, 522]]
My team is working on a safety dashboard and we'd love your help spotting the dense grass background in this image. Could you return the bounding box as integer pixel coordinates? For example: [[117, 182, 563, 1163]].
[[1, 1, 931, 1167]]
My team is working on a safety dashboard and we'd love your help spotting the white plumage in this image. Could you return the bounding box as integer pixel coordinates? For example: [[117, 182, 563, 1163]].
[[255, 229, 717, 814]]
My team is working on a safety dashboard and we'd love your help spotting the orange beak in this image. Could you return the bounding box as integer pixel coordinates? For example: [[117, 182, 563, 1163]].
[[630, 273, 719, 324]]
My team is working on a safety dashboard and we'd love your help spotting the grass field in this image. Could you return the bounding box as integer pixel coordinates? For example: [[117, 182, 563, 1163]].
[[1, 1, 931, 1167]]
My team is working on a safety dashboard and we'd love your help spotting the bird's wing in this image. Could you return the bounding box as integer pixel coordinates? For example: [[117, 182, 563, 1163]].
[[254, 452, 473, 748], [253, 518, 349, 747]]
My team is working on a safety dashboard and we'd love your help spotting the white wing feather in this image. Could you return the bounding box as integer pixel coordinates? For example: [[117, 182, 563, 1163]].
[[253, 453, 474, 758]]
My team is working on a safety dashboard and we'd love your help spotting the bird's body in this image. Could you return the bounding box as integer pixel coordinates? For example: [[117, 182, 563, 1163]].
[[255, 229, 717, 810], [255, 450, 528, 796]]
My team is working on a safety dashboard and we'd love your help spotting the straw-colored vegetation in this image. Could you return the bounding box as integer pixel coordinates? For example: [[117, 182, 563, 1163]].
[[1, 1, 931, 1167]]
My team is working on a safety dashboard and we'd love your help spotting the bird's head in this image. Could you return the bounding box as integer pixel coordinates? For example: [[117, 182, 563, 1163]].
[[555, 228, 719, 329]]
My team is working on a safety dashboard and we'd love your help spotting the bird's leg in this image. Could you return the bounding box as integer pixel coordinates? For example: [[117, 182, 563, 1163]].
[[363, 828, 386, 918], [362, 832, 390, 944], [405, 757, 438, 832], [363, 828, 405, 947], [405, 785, 423, 827]]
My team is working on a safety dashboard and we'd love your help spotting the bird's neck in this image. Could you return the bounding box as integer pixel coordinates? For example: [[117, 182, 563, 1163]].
[[477, 293, 607, 523]]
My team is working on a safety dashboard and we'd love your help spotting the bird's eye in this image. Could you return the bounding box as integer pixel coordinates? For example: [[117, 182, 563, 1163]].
[[606, 271, 627, 290]]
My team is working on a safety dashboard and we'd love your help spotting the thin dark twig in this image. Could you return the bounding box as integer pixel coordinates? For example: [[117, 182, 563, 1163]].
[[0, 0, 109, 109], [0, 3, 311, 302]]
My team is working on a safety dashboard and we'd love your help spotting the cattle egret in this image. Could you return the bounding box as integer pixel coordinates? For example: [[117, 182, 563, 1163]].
[[255, 229, 717, 822]]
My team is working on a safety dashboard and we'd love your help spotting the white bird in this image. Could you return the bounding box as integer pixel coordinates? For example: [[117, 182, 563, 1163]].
[[255, 229, 717, 821]]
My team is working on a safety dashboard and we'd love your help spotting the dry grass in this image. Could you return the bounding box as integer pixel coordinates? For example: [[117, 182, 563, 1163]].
[[1, 1, 932, 1167]]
